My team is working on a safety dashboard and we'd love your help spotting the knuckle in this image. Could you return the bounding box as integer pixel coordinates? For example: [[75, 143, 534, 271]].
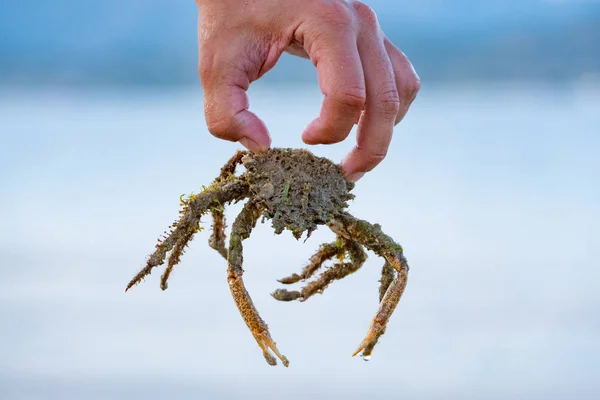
[[321, 1, 354, 27], [370, 150, 387, 162], [352, 2, 379, 28], [365, 151, 387, 170], [204, 107, 236, 139], [357, 147, 387, 171], [376, 87, 401, 117], [402, 72, 421, 101], [332, 85, 367, 110]]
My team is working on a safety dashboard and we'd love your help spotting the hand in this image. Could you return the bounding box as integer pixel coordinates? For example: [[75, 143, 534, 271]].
[[196, 0, 420, 181]]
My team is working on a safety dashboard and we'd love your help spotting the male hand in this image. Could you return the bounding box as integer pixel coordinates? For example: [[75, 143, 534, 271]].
[[196, 0, 420, 181]]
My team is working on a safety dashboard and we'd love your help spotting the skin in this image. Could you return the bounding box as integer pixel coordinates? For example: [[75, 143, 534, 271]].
[[196, 0, 421, 182]]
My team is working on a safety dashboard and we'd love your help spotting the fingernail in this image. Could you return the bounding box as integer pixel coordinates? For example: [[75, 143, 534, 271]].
[[239, 137, 263, 152], [347, 172, 365, 182]]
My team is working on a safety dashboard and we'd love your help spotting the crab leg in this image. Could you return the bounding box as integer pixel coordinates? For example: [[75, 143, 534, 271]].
[[124, 178, 248, 292], [276, 241, 343, 285], [227, 201, 289, 367], [208, 209, 228, 259], [328, 212, 409, 359], [271, 239, 366, 302], [378, 261, 396, 302], [207, 150, 247, 260]]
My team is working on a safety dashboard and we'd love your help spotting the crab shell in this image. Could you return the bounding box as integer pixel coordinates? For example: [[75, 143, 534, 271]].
[[241, 148, 355, 239]]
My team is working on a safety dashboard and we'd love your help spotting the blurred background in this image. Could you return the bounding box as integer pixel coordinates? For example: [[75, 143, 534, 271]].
[[1, 0, 599, 399]]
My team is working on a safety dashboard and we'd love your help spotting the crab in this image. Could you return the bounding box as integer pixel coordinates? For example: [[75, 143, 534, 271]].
[[125, 148, 409, 367]]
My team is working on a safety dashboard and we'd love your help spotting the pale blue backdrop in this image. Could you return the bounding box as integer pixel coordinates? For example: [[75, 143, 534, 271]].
[[1, 1, 599, 399]]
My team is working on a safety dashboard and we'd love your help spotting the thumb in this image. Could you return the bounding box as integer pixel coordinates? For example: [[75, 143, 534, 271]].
[[199, 44, 271, 152]]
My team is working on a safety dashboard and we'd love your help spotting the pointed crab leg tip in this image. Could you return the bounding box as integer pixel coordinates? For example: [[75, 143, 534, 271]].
[[277, 278, 298, 285], [352, 345, 366, 357]]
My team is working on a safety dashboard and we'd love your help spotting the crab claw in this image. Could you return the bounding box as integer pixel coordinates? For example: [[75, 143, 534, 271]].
[[255, 333, 290, 367], [276, 274, 302, 285], [271, 288, 302, 302]]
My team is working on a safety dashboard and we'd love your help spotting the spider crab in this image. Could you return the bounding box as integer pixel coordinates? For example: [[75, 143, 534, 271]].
[[126, 148, 409, 367]]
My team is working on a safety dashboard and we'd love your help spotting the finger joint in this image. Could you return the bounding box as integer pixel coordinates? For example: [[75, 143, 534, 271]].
[[352, 2, 379, 29], [332, 85, 367, 111], [205, 106, 241, 140], [401, 72, 421, 103], [376, 88, 401, 118]]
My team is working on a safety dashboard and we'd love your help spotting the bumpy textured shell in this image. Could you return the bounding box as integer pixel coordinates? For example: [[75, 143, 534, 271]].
[[242, 148, 355, 238]]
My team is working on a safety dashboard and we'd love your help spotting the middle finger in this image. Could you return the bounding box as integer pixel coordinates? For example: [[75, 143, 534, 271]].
[[342, 4, 399, 178]]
